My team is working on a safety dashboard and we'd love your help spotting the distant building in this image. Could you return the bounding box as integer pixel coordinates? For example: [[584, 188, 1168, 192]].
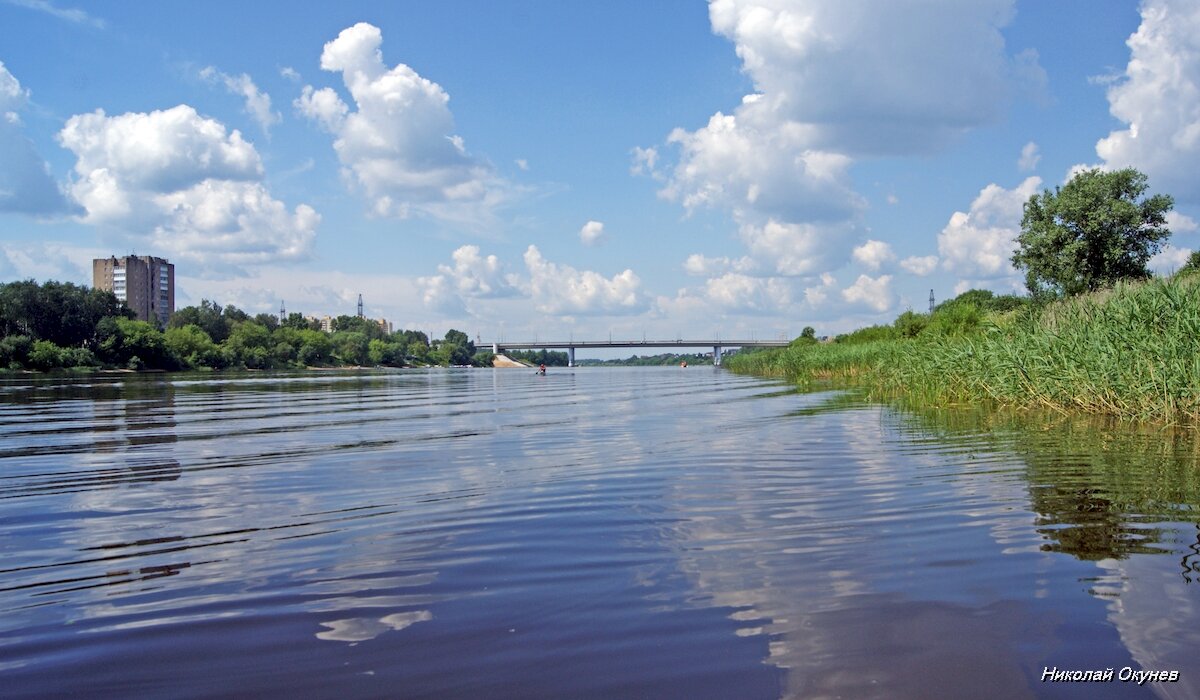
[[93, 255, 175, 327], [303, 314, 392, 335], [303, 315, 335, 333]]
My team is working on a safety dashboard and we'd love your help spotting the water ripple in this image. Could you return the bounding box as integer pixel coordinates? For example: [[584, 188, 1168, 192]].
[[1, 369, 1197, 698]]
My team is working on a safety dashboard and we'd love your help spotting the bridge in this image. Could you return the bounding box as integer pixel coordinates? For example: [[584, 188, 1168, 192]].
[[481, 338, 791, 367]]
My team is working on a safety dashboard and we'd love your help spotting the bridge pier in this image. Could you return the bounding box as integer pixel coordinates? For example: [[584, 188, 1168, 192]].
[[568, 346, 575, 368], [713, 345, 722, 366], [492, 343, 499, 354]]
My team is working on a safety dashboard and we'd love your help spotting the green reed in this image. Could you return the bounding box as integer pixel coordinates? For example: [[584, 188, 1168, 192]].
[[725, 275, 1200, 424]]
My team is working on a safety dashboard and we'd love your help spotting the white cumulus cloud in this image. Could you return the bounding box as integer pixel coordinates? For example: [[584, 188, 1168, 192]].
[[703, 272, 793, 312], [682, 253, 757, 276], [803, 272, 837, 306], [0, 61, 75, 215], [579, 220, 606, 246], [57, 104, 317, 267], [661, 107, 864, 224], [738, 218, 852, 276], [297, 22, 506, 225], [0, 62, 25, 115], [706, 0, 1035, 156], [1095, 0, 1200, 203], [899, 255, 939, 276], [1149, 244, 1194, 274], [523, 245, 644, 315], [937, 176, 1041, 280], [630, 145, 660, 176], [652, 0, 1040, 281], [841, 274, 894, 313], [200, 66, 281, 136], [1166, 210, 1199, 233], [852, 239, 895, 271], [419, 245, 517, 308], [1018, 141, 1040, 172]]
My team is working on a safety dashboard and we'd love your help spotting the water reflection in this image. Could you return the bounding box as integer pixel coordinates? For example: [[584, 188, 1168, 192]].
[[885, 404, 1200, 698], [2, 370, 1199, 698], [316, 610, 433, 643], [89, 377, 182, 485], [891, 405, 1200, 562]]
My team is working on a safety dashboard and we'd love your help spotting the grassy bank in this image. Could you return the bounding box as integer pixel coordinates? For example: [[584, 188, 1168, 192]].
[[725, 274, 1200, 424]]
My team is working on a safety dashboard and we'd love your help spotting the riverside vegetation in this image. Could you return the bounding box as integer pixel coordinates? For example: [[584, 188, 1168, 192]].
[[726, 275, 1200, 424], [728, 168, 1197, 425], [0, 284, 494, 372]]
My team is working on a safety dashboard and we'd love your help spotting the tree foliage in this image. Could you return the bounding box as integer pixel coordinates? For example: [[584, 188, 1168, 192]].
[[1013, 168, 1173, 298], [168, 300, 233, 344], [0, 280, 131, 347], [508, 349, 570, 366], [1181, 251, 1200, 276], [0, 281, 475, 372]]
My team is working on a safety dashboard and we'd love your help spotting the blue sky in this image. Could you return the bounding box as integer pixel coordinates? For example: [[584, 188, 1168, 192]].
[[1, 0, 1197, 343]]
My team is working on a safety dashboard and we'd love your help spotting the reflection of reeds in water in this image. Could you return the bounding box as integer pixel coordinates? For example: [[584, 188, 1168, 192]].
[[890, 403, 1200, 562], [728, 274, 1200, 424]]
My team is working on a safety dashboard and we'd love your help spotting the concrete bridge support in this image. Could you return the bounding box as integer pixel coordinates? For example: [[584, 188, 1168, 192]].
[[713, 345, 722, 366], [568, 347, 575, 367]]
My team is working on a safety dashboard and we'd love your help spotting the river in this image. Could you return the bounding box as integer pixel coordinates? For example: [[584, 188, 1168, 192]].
[[1, 368, 1197, 698]]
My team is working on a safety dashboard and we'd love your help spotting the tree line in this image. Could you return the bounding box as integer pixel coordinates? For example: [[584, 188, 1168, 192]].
[[0, 284, 492, 371]]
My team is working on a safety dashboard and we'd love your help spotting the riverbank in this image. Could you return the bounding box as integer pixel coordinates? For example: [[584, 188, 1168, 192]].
[[492, 353, 533, 368], [725, 274, 1200, 425]]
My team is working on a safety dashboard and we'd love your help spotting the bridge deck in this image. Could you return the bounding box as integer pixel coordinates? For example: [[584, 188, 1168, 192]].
[[483, 339, 790, 350]]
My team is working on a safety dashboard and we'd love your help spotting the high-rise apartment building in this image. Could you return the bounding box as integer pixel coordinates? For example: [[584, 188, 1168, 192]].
[[93, 255, 175, 327]]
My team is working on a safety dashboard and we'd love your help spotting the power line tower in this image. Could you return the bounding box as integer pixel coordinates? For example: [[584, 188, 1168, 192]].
[[279, 300, 286, 324], [928, 289, 935, 314], [357, 293, 364, 319]]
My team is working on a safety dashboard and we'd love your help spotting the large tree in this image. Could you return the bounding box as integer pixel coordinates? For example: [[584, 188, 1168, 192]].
[[1012, 168, 1173, 298]]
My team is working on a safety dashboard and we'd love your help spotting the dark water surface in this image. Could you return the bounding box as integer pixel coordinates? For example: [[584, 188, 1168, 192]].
[[1, 368, 1198, 698]]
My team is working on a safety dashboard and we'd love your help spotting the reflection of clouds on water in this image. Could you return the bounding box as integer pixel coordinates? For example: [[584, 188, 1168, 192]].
[[876, 407, 1200, 696], [1096, 535, 1200, 700], [9, 368, 1200, 697], [650, 397, 1099, 697], [316, 610, 432, 643]]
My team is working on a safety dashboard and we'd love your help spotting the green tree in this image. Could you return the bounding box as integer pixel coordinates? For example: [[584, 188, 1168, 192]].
[[332, 315, 386, 340], [296, 330, 333, 366], [224, 321, 273, 369], [281, 312, 319, 331], [432, 329, 475, 366], [98, 318, 178, 370], [0, 280, 130, 347], [406, 340, 430, 365], [892, 311, 928, 339], [791, 326, 819, 346], [0, 335, 32, 369], [164, 324, 223, 368], [926, 303, 983, 337], [169, 300, 232, 344], [1013, 168, 1173, 298], [368, 339, 404, 366], [508, 349, 568, 366], [332, 331, 369, 366], [471, 349, 496, 367], [1180, 251, 1200, 276], [27, 340, 66, 370], [253, 313, 280, 332]]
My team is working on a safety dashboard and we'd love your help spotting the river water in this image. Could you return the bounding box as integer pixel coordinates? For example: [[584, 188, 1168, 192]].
[[1, 368, 1197, 698]]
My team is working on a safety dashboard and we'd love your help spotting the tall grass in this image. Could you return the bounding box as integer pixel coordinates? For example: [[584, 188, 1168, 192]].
[[726, 275, 1200, 424]]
